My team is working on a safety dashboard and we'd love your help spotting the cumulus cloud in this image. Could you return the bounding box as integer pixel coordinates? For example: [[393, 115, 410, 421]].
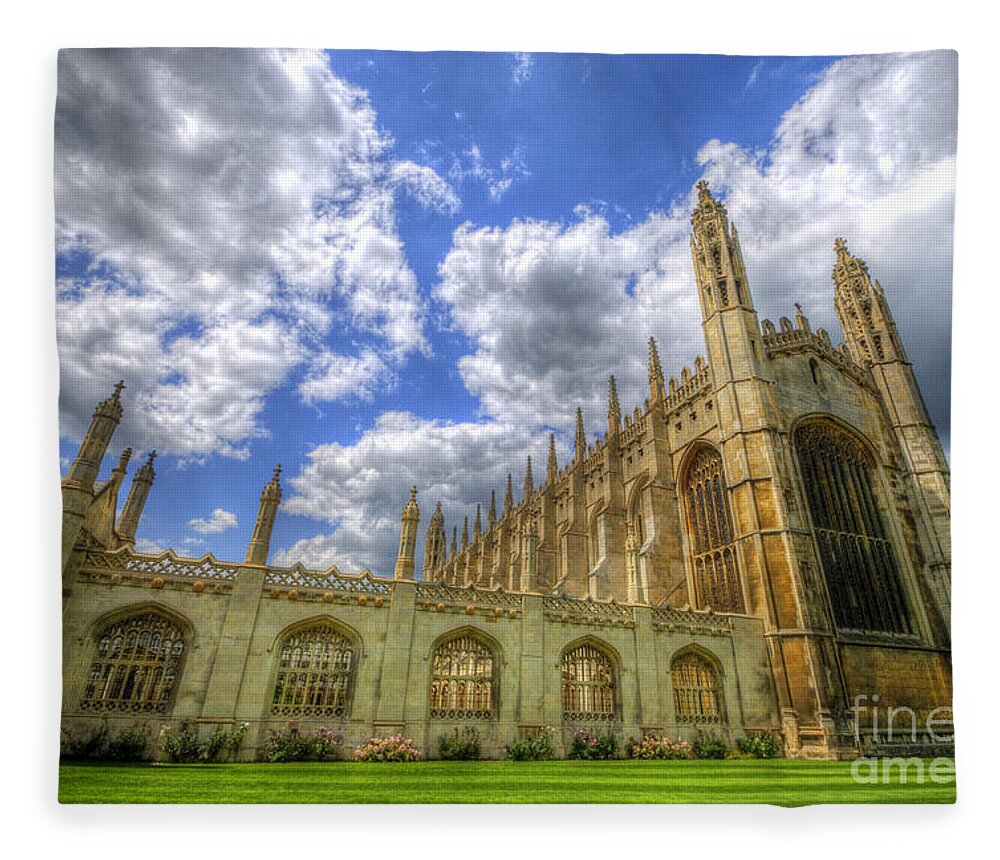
[[188, 508, 238, 535], [272, 411, 561, 574], [56, 48, 456, 455], [274, 51, 956, 573], [432, 51, 956, 443]]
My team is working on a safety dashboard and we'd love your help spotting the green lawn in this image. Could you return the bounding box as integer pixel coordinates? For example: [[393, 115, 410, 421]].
[[59, 759, 956, 805]]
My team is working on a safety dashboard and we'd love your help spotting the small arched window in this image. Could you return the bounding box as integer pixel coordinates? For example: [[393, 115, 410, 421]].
[[429, 634, 496, 719], [672, 652, 723, 724], [562, 643, 616, 722], [80, 611, 186, 713], [270, 622, 356, 718], [682, 446, 745, 612], [794, 420, 912, 634]]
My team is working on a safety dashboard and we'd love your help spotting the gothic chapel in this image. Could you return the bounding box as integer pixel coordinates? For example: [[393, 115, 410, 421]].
[[60, 183, 953, 759]]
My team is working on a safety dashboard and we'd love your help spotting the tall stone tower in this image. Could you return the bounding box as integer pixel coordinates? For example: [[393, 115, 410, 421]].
[[394, 487, 420, 579], [117, 450, 156, 545], [61, 381, 125, 571], [245, 466, 282, 566], [422, 501, 446, 580], [832, 239, 951, 628]]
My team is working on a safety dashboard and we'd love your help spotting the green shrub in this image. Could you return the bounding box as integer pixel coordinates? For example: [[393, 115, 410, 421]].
[[737, 731, 782, 759], [353, 734, 422, 762], [161, 722, 203, 763], [438, 727, 482, 761], [105, 725, 150, 762], [504, 726, 555, 761], [567, 729, 618, 760], [264, 726, 341, 762], [62, 724, 151, 762], [61, 726, 109, 761], [624, 734, 692, 760], [693, 730, 727, 760]]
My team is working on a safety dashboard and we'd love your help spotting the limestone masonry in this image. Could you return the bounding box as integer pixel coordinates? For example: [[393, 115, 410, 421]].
[[60, 184, 952, 760]]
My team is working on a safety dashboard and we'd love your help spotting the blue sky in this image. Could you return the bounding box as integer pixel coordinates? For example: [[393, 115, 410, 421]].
[[56, 49, 956, 575]]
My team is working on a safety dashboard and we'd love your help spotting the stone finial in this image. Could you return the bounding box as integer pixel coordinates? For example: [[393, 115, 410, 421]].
[[696, 179, 713, 203], [547, 433, 558, 484], [608, 375, 621, 433], [648, 336, 664, 396], [834, 237, 849, 258], [794, 303, 810, 333], [245, 465, 284, 566]]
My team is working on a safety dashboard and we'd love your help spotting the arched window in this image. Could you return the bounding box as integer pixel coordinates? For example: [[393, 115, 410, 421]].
[[561, 643, 616, 722], [588, 511, 602, 570], [270, 622, 356, 718], [671, 652, 723, 723], [682, 446, 745, 612], [80, 611, 186, 713], [429, 634, 496, 719], [794, 421, 912, 635]]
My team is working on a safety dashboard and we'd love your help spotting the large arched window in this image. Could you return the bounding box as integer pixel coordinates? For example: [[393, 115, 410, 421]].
[[671, 651, 723, 724], [682, 446, 745, 612], [80, 611, 186, 713], [429, 634, 496, 719], [561, 643, 616, 722], [270, 621, 356, 718], [794, 421, 912, 635]]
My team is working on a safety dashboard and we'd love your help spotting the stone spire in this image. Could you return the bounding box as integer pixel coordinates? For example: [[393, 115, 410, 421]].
[[451, 526, 458, 558], [245, 466, 283, 566], [547, 433, 558, 485], [393, 486, 420, 579], [574, 407, 586, 463], [608, 375, 622, 435], [832, 237, 906, 365], [488, 489, 497, 529], [422, 500, 446, 578], [504, 473, 514, 517], [474, 503, 482, 539], [65, 381, 126, 491], [461, 515, 469, 550], [117, 450, 156, 545], [648, 336, 665, 401], [524, 456, 534, 500]]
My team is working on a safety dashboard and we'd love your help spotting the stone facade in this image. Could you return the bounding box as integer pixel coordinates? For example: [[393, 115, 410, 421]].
[[60, 184, 952, 760]]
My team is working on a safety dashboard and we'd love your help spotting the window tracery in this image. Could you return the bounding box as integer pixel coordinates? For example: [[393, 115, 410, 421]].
[[270, 622, 356, 718], [671, 652, 723, 723], [794, 421, 912, 635], [429, 635, 496, 719], [80, 612, 185, 713], [562, 643, 616, 721], [682, 446, 745, 612]]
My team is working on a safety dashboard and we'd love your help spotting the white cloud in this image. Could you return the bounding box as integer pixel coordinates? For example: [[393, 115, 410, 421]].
[[449, 142, 530, 202], [512, 53, 534, 85], [188, 508, 238, 534], [273, 411, 560, 574], [56, 48, 455, 457], [298, 347, 391, 405], [134, 538, 166, 554], [431, 51, 956, 445]]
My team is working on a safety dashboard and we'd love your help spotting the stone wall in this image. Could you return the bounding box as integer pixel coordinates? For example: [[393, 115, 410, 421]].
[[61, 549, 782, 760]]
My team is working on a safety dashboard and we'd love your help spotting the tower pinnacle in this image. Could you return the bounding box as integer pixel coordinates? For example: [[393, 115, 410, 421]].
[[393, 486, 420, 579], [524, 456, 534, 500], [547, 433, 558, 484], [245, 466, 283, 566], [575, 407, 586, 462], [608, 375, 621, 434]]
